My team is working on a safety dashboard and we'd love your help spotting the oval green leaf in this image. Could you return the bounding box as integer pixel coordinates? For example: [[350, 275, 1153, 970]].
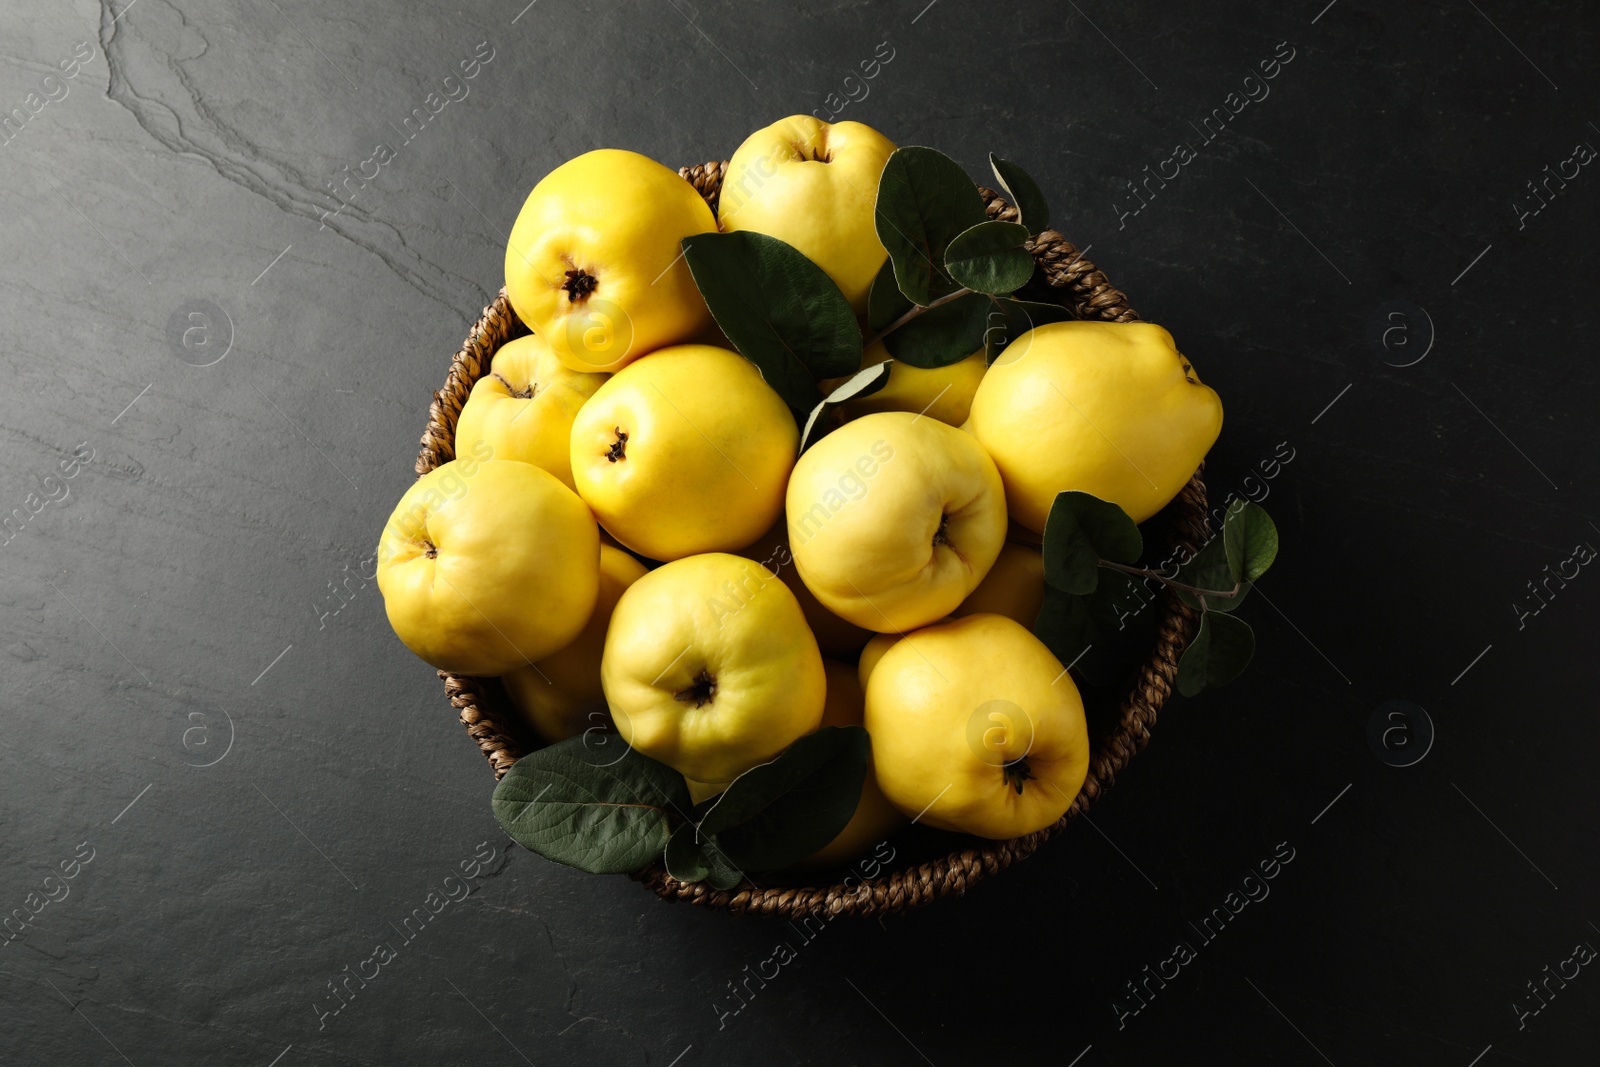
[[1043, 491, 1143, 594], [681, 231, 861, 415], [491, 738, 690, 875], [944, 220, 1034, 296], [665, 824, 744, 890], [867, 257, 913, 333], [699, 726, 868, 872], [1223, 500, 1279, 583], [989, 154, 1051, 234], [874, 146, 987, 306], [1176, 612, 1256, 697], [881, 292, 992, 369]]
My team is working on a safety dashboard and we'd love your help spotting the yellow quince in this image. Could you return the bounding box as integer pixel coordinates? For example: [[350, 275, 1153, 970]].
[[453, 334, 608, 492], [967, 321, 1222, 530]]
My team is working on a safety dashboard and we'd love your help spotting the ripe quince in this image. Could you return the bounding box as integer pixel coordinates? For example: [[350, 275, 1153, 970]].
[[718, 116, 895, 313], [602, 553, 825, 783], [968, 321, 1222, 529], [787, 411, 1006, 632], [376, 457, 599, 676], [502, 544, 648, 742], [952, 541, 1045, 628], [823, 341, 987, 428], [505, 149, 715, 373], [454, 334, 608, 492], [863, 613, 1090, 839], [571, 344, 797, 561]]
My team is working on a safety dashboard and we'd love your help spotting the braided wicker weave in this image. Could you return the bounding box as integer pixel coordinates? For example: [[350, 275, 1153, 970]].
[[414, 161, 1209, 918]]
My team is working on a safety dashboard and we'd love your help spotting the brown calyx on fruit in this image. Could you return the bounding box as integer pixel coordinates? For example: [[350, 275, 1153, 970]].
[[932, 512, 951, 547], [790, 140, 833, 163], [674, 669, 717, 708], [489, 372, 536, 399], [562, 268, 598, 302], [1003, 758, 1034, 795], [605, 427, 629, 462], [421, 539, 438, 560]]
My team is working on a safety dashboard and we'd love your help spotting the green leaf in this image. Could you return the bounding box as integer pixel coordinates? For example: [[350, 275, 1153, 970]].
[[867, 257, 912, 333], [1175, 536, 1250, 613], [989, 154, 1050, 233], [983, 298, 1071, 361], [881, 292, 992, 369], [491, 738, 691, 875], [681, 231, 861, 414], [699, 726, 869, 871], [1034, 584, 1096, 673], [1223, 501, 1279, 583], [874, 146, 987, 306], [1176, 612, 1256, 696], [665, 825, 744, 890], [1042, 491, 1143, 594], [944, 221, 1035, 296], [663, 822, 709, 883], [800, 361, 892, 451], [1034, 571, 1162, 688]]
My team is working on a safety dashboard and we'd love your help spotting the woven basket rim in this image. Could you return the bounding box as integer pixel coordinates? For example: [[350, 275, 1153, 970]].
[[413, 160, 1208, 919]]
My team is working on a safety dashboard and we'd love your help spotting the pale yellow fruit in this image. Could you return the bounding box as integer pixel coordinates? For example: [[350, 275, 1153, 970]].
[[864, 614, 1090, 839], [795, 661, 906, 869], [953, 542, 1045, 628], [857, 632, 902, 691], [823, 341, 987, 428], [718, 116, 895, 312], [787, 411, 1007, 633], [503, 545, 648, 742], [602, 553, 825, 783], [734, 521, 872, 657], [571, 345, 798, 561], [453, 334, 608, 492], [968, 321, 1223, 530], [505, 149, 715, 373], [376, 456, 599, 676]]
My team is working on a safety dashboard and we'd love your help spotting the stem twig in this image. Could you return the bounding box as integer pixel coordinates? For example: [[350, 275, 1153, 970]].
[[862, 286, 974, 348], [1097, 559, 1242, 600]]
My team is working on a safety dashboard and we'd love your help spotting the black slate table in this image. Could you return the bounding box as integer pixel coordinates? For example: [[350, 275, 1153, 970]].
[[3, 2, 1596, 1064]]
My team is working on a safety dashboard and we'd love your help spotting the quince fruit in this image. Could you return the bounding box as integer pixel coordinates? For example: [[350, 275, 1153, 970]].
[[601, 552, 825, 783], [863, 613, 1089, 839], [453, 333, 608, 492], [823, 341, 987, 428], [571, 344, 797, 561], [718, 116, 895, 313], [952, 541, 1045, 628], [376, 456, 599, 676], [787, 411, 1006, 632], [505, 149, 715, 373], [968, 321, 1222, 529]]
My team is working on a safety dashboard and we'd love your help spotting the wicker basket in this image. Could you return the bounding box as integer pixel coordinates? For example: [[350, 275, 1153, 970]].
[[413, 161, 1210, 919]]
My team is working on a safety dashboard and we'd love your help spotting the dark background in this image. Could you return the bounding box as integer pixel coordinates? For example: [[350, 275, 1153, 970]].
[[3, 1, 1596, 1064]]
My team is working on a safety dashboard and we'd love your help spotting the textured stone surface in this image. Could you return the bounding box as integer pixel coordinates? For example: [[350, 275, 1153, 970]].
[[1, 1, 1596, 1063]]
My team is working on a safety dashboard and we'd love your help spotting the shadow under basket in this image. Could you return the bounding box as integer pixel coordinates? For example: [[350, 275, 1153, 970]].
[[413, 160, 1210, 919]]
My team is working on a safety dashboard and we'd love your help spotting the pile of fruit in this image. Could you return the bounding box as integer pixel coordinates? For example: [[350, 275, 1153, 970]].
[[376, 116, 1277, 888]]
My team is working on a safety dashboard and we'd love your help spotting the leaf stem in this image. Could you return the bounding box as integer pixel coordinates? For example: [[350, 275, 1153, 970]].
[[1097, 559, 1242, 600], [862, 286, 974, 348]]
